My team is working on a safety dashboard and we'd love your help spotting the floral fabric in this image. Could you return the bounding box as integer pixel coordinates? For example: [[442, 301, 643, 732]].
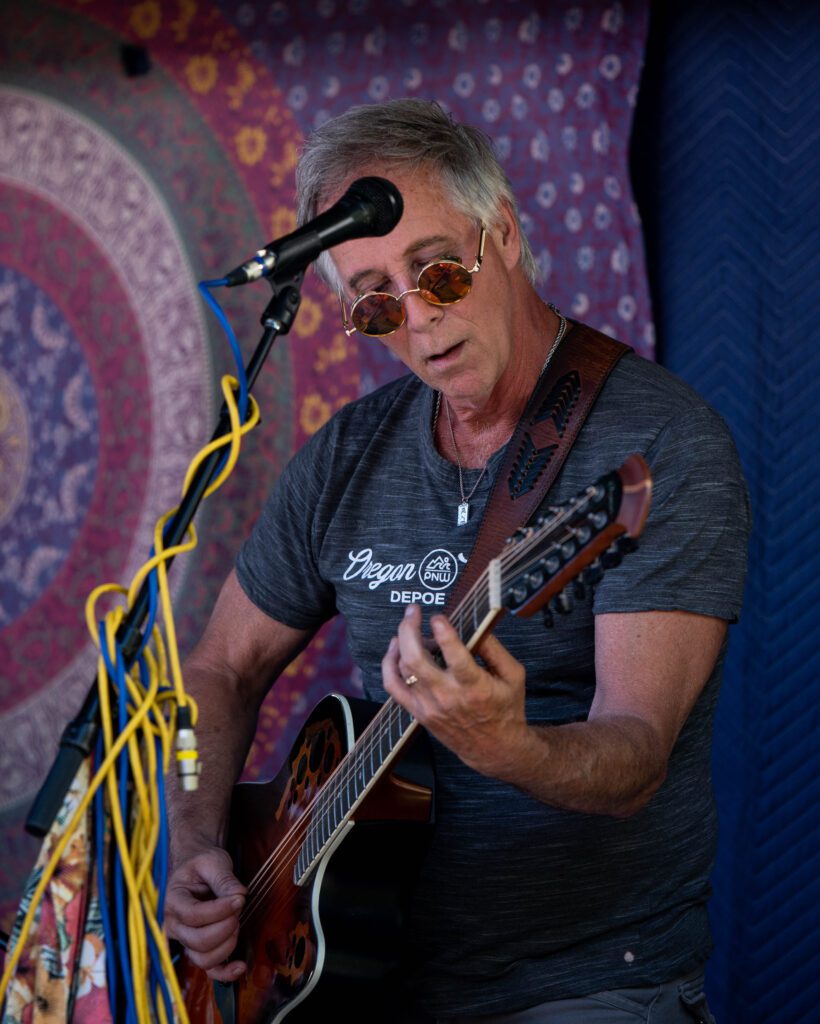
[[2, 760, 111, 1024]]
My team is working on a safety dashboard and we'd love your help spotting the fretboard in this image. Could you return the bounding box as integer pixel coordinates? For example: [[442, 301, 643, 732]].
[[294, 581, 495, 885]]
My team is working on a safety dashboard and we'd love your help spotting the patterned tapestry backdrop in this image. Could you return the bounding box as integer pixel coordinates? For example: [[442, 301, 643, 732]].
[[0, 0, 650, 931]]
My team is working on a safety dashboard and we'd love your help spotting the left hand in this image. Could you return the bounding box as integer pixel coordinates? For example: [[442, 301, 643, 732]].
[[382, 604, 530, 776]]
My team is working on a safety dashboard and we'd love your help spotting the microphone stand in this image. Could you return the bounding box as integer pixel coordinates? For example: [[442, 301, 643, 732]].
[[25, 271, 305, 837]]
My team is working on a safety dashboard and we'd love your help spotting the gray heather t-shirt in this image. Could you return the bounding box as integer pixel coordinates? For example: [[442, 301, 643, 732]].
[[236, 346, 750, 1015]]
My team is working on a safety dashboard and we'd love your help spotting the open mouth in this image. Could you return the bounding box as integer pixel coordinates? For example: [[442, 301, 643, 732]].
[[428, 339, 466, 363]]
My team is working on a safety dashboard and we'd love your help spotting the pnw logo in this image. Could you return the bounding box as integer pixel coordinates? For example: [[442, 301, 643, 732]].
[[343, 547, 464, 606], [419, 550, 458, 590]]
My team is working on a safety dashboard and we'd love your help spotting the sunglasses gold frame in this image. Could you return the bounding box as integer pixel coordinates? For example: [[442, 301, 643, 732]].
[[339, 224, 486, 337]]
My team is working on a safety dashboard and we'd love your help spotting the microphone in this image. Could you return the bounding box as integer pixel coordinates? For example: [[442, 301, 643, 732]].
[[224, 176, 403, 286]]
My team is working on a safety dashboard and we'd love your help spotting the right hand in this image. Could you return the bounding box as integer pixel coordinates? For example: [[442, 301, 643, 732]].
[[165, 845, 248, 982]]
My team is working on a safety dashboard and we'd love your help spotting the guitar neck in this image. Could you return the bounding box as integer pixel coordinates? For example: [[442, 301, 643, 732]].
[[295, 583, 492, 884]]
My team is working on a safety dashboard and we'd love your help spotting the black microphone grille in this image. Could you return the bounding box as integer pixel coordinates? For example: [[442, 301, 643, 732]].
[[346, 176, 404, 236]]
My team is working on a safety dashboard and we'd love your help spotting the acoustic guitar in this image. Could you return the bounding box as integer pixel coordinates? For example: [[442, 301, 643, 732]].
[[177, 453, 652, 1024]]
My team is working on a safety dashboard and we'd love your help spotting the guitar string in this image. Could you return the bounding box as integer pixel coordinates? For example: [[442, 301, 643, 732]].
[[240, 566, 586, 931], [237, 486, 607, 925], [238, 698, 410, 930], [237, 491, 605, 928], [238, 514, 602, 930]]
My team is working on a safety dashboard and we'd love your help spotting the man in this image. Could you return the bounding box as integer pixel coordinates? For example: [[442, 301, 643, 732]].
[[166, 99, 750, 1022]]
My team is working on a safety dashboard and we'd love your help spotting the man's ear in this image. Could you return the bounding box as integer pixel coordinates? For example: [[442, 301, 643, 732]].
[[493, 198, 522, 271]]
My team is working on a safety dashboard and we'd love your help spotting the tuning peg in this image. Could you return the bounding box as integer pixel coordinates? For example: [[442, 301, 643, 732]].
[[527, 568, 545, 590], [617, 536, 639, 554], [537, 504, 566, 528], [574, 524, 592, 545], [572, 578, 587, 600], [551, 589, 575, 615], [600, 543, 623, 569], [544, 554, 561, 576], [584, 559, 604, 585], [542, 606, 555, 629], [507, 525, 531, 544]]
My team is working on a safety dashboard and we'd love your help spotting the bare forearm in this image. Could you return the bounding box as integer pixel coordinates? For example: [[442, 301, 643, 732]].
[[491, 714, 667, 817], [166, 656, 264, 856], [165, 572, 315, 861], [387, 608, 724, 820]]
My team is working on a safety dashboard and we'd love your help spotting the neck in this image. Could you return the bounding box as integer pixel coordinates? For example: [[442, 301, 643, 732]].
[[435, 300, 566, 468]]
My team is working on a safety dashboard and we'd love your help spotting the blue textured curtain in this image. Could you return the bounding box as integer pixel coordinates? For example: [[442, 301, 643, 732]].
[[632, 2, 820, 1020]]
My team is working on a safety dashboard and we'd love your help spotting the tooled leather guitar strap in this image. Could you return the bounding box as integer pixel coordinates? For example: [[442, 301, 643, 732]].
[[442, 320, 630, 618]]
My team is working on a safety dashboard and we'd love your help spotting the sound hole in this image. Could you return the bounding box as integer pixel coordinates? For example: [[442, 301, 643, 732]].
[[309, 732, 325, 772]]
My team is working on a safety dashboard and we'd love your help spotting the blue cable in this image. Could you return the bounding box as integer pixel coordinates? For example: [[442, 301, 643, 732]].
[[197, 279, 249, 423], [145, 918, 174, 1023], [153, 735, 170, 923], [96, 648, 173, 1021], [146, 718, 173, 1023], [99, 626, 139, 1024], [133, 653, 170, 927], [117, 638, 139, 1024]]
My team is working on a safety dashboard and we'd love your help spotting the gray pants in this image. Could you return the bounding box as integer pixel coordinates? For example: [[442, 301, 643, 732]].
[[436, 970, 715, 1024]]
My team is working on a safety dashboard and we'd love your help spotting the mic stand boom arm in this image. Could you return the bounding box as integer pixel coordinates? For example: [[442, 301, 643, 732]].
[[25, 273, 304, 837]]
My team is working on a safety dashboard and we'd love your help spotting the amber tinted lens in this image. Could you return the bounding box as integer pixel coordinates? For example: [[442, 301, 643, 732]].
[[417, 261, 472, 305], [350, 293, 405, 336]]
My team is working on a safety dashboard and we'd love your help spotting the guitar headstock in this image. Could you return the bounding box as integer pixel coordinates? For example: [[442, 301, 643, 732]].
[[501, 453, 651, 619]]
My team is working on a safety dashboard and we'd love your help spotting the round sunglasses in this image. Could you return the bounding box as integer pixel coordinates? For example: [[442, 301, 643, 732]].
[[340, 225, 486, 337]]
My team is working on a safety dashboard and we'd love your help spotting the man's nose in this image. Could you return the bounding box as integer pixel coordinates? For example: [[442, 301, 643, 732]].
[[402, 290, 443, 332]]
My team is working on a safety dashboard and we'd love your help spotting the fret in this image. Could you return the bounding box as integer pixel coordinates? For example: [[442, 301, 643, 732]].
[[334, 778, 345, 827], [316, 803, 328, 850], [294, 698, 420, 884], [354, 750, 366, 796], [379, 721, 391, 763]]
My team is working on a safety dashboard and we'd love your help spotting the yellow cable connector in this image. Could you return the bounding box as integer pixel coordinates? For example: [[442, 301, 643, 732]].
[[175, 704, 200, 791]]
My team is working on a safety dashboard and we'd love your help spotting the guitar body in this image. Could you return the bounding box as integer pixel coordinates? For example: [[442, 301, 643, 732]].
[[179, 694, 434, 1024]]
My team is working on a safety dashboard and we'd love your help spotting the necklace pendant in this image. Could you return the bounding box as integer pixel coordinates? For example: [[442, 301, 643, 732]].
[[457, 501, 470, 526]]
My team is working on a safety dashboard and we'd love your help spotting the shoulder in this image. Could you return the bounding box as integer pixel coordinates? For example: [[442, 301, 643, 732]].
[[582, 346, 739, 460], [560, 334, 750, 549], [309, 372, 424, 448], [282, 371, 429, 489], [604, 349, 718, 422], [577, 349, 751, 619], [613, 352, 740, 462]]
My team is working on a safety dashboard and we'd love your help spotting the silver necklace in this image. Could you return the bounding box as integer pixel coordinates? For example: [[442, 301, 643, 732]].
[[544, 303, 569, 372], [436, 304, 569, 526], [444, 397, 489, 526]]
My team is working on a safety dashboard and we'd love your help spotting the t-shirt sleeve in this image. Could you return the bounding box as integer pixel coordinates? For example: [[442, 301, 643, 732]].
[[234, 430, 338, 630], [592, 402, 751, 621]]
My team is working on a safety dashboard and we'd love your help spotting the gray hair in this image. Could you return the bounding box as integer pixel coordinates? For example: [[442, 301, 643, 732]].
[[295, 98, 540, 290]]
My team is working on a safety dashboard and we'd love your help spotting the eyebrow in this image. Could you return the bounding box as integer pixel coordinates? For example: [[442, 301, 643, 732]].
[[347, 234, 456, 294]]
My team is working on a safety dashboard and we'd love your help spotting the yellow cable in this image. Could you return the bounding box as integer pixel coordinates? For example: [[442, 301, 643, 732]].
[[1, 374, 254, 1020], [97, 618, 151, 1022], [0, 645, 185, 1017], [181, 379, 260, 499]]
